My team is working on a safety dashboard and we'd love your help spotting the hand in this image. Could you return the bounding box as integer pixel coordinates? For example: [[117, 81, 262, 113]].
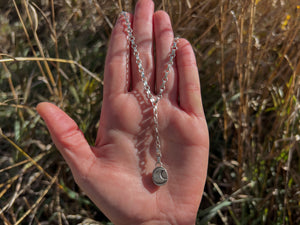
[[37, 0, 209, 224]]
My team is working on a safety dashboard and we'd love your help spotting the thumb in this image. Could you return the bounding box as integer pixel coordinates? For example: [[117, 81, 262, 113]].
[[37, 102, 94, 176]]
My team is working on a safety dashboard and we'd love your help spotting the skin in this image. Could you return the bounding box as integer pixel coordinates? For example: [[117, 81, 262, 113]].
[[37, 0, 209, 224]]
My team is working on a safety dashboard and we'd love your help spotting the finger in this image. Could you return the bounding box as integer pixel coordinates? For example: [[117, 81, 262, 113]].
[[103, 13, 131, 97], [153, 11, 176, 101], [36, 102, 94, 174], [131, 0, 155, 90], [177, 39, 204, 117]]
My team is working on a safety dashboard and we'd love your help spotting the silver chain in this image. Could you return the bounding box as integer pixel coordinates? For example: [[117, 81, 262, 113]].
[[121, 11, 178, 171]]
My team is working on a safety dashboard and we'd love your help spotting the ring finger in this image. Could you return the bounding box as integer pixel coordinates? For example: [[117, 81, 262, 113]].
[[153, 11, 176, 101]]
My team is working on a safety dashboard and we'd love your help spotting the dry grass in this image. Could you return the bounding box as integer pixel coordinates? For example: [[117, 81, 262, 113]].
[[1, 0, 300, 224]]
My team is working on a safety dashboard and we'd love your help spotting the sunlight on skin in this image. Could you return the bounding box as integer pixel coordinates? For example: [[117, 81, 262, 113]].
[[37, 0, 209, 224]]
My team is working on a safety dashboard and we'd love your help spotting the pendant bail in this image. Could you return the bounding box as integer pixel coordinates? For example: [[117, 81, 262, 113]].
[[155, 154, 162, 167]]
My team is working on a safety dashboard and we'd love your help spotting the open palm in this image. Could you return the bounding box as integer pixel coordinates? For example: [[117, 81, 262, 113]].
[[37, 0, 209, 224]]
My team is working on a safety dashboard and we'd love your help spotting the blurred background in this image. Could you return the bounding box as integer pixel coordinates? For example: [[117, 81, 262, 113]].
[[0, 0, 300, 224]]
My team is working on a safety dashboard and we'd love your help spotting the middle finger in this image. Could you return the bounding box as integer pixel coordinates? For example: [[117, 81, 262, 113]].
[[131, 0, 155, 91]]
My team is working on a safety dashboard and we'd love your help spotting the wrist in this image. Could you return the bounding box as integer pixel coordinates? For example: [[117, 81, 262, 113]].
[[138, 221, 195, 225], [139, 222, 171, 225]]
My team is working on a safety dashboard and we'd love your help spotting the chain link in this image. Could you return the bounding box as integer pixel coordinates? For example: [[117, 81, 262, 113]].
[[121, 11, 178, 168]]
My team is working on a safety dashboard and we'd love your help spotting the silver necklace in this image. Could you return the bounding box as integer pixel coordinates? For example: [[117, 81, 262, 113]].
[[122, 12, 178, 186]]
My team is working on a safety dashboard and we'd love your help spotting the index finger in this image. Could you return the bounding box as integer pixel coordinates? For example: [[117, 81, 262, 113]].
[[103, 13, 131, 98]]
